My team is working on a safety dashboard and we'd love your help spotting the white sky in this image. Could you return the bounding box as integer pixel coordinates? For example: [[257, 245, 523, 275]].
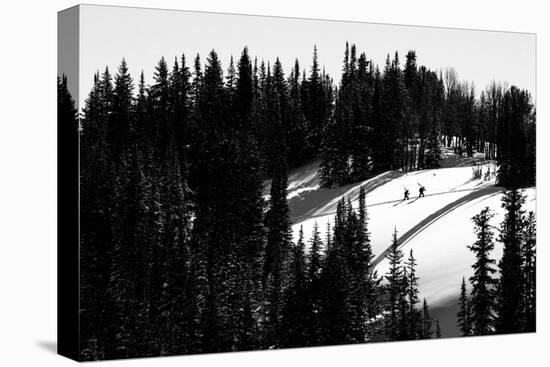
[[76, 4, 535, 109]]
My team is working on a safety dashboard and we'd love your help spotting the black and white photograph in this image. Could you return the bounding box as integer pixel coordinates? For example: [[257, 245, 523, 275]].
[[4, 0, 550, 365], [55, 4, 539, 361]]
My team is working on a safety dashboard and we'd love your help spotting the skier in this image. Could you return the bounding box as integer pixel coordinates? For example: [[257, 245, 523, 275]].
[[418, 184, 426, 198], [403, 188, 410, 201]]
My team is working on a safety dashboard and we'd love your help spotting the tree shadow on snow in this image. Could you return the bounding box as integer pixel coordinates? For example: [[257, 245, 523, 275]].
[[371, 186, 501, 267], [289, 170, 405, 223]]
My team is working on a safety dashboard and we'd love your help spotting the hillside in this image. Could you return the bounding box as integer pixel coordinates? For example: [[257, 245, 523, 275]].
[[284, 149, 536, 336]]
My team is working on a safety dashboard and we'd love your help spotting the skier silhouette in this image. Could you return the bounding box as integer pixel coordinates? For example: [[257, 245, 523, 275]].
[[418, 184, 426, 198], [403, 188, 410, 201]]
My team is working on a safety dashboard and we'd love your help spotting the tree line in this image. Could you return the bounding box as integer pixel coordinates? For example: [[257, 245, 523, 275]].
[[58, 42, 535, 360], [60, 45, 438, 359], [457, 189, 536, 336], [319, 46, 535, 189]]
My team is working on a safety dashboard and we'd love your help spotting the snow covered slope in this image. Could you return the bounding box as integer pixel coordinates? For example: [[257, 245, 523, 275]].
[[285, 152, 536, 335]]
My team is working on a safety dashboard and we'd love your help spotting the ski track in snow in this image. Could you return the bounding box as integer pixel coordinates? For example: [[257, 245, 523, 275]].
[[370, 186, 501, 267], [285, 158, 536, 320]]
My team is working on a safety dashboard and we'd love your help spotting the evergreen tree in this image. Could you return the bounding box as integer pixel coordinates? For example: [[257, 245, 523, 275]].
[[403, 50, 419, 170], [226, 55, 237, 98], [397, 269, 410, 340], [263, 61, 292, 346], [420, 298, 433, 339], [280, 226, 310, 347], [134, 71, 149, 144], [156, 144, 193, 355], [150, 57, 170, 153], [342, 196, 369, 342], [496, 189, 526, 334], [325, 221, 333, 254], [375, 53, 408, 171], [457, 277, 472, 336], [110, 58, 134, 157], [521, 211, 536, 332], [58, 75, 78, 128], [318, 199, 352, 345], [350, 52, 373, 181], [170, 54, 192, 176], [230, 47, 267, 351], [80, 67, 118, 359], [191, 54, 203, 106], [286, 59, 311, 167], [234, 48, 253, 127], [468, 207, 497, 335], [302, 45, 331, 153], [496, 87, 535, 188], [424, 127, 442, 169], [405, 249, 420, 339], [384, 228, 404, 340], [190, 50, 235, 353], [308, 222, 322, 282], [307, 222, 323, 345], [320, 43, 355, 187]]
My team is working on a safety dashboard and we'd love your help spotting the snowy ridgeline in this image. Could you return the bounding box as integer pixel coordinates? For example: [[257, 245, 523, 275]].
[[286, 158, 536, 309]]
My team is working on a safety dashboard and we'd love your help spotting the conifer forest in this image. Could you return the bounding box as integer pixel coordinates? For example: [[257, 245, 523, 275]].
[[58, 43, 536, 360]]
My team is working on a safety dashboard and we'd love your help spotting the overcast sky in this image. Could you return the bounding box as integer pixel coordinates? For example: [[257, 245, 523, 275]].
[[73, 4, 535, 109]]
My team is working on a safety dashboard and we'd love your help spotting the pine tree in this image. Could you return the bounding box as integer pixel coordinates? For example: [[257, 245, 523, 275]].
[[318, 199, 352, 345], [319, 43, 355, 187], [58, 75, 78, 128], [350, 52, 373, 181], [230, 47, 267, 351], [404, 51, 419, 102], [457, 277, 472, 336], [190, 50, 234, 353], [370, 67, 383, 173], [375, 52, 408, 172], [403, 50, 419, 170], [358, 186, 378, 325], [342, 196, 369, 342], [61, 76, 108, 358], [521, 211, 536, 332], [191, 53, 203, 106], [384, 228, 404, 340], [150, 57, 170, 153], [80, 67, 118, 359], [424, 127, 442, 169], [235, 47, 254, 128], [420, 298, 433, 339], [308, 222, 322, 282], [286, 59, 311, 167], [325, 221, 333, 254], [134, 71, 149, 143], [405, 249, 420, 339], [226, 55, 237, 99], [307, 222, 323, 345], [302, 45, 331, 153], [397, 268, 410, 340], [280, 226, 310, 347], [496, 189, 526, 334], [496, 87, 535, 188], [156, 143, 192, 355], [263, 63, 292, 345], [110, 58, 134, 157], [468, 207, 497, 335], [170, 54, 192, 176], [435, 320, 442, 338]]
